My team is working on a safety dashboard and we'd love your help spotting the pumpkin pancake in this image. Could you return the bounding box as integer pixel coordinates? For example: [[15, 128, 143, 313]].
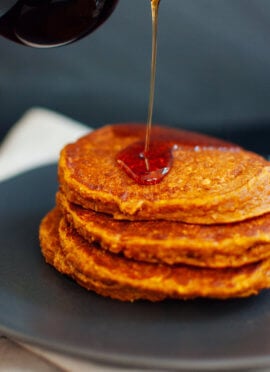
[[58, 124, 270, 224], [39, 208, 270, 301], [57, 191, 270, 268]]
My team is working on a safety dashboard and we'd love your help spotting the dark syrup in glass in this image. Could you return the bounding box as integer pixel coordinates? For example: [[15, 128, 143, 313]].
[[0, 0, 118, 47]]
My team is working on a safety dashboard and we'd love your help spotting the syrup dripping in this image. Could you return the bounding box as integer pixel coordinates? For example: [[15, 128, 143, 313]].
[[145, 0, 160, 154], [117, 0, 167, 185]]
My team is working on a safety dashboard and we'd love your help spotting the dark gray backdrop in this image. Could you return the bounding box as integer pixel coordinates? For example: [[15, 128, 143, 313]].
[[1, 0, 270, 152]]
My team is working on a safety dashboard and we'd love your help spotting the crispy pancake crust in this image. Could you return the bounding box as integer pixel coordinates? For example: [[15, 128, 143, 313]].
[[39, 209, 270, 302], [56, 191, 270, 268], [58, 124, 270, 224]]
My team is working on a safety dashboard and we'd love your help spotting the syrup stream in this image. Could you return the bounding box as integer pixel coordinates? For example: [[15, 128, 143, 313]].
[[117, 0, 170, 185], [144, 0, 160, 158]]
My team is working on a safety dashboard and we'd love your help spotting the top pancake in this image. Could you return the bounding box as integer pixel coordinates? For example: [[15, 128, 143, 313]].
[[58, 124, 270, 224]]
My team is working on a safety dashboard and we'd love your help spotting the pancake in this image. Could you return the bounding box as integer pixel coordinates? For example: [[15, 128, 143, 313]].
[[57, 191, 270, 268], [58, 124, 270, 224], [39, 208, 270, 302], [39, 208, 74, 277]]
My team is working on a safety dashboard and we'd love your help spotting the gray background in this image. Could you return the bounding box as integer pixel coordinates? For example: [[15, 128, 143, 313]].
[[1, 0, 270, 151]]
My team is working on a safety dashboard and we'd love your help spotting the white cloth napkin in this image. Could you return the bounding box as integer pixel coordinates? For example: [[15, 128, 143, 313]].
[[0, 108, 135, 371], [0, 107, 90, 182]]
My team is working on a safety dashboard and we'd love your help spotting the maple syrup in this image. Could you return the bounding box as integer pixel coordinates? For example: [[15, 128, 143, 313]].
[[117, 0, 165, 185], [117, 140, 173, 185], [0, 0, 118, 47]]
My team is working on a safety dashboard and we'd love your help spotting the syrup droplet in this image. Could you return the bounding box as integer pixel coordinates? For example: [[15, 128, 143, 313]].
[[117, 141, 173, 185]]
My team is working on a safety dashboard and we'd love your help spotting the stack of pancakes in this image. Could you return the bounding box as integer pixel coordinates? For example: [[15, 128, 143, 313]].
[[39, 124, 270, 301]]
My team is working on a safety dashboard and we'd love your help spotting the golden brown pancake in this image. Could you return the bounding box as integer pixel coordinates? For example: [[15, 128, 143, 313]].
[[57, 191, 270, 268], [39, 208, 270, 302], [58, 124, 270, 224]]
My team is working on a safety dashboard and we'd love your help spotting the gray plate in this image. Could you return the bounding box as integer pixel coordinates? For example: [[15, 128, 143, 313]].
[[1, 164, 270, 371]]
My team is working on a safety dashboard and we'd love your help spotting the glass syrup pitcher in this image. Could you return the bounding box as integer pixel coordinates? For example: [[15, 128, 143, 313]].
[[0, 0, 118, 47]]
